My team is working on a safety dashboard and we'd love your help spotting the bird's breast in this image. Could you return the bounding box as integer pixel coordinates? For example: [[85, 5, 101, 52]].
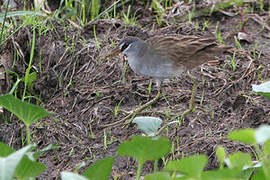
[[127, 56, 145, 76], [127, 55, 184, 79]]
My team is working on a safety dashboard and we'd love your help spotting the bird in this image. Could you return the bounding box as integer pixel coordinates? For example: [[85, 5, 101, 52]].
[[106, 35, 229, 123]]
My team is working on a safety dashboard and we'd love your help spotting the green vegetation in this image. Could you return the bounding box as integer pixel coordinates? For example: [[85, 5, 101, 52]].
[[1, 92, 270, 179], [0, 141, 57, 180], [1, 0, 269, 179], [1, 100, 270, 179], [0, 95, 52, 144], [122, 5, 138, 26], [252, 81, 270, 99]]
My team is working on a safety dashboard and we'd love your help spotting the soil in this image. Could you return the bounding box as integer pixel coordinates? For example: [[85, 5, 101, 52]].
[[0, 0, 270, 179]]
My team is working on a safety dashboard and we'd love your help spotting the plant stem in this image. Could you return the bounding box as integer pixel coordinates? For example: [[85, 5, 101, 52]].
[[23, 26, 36, 100], [154, 160, 158, 172], [26, 125, 31, 144], [0, 0, 11, 43], [136, 161, 143, 180]]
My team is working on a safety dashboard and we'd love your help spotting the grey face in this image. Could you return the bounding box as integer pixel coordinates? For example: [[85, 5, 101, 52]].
[[118, 37, 147, 58]]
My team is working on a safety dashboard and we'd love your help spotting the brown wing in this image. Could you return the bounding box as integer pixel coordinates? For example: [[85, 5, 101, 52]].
[[146, 35, 228, 69]]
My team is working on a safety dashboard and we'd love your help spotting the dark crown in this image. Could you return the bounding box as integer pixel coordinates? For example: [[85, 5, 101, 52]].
[[119, 36, 140, 52]]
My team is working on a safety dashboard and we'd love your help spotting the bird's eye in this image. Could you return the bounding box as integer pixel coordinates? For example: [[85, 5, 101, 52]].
[[120, 43, 129, 51]]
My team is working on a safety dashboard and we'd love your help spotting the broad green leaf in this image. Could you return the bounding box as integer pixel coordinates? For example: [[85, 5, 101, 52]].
[[252, 81, 270, 99], [251, 167, 266, 180], [0, 142, 46, 179], [0, 94, 52, 126], [0, 142, 14, 157], [164, 154, 207, 178], [61, 172, 88, 180], [82, 157, 114, 180], [255, 125, 270, 144], [227, 129, 256, 144], [216, 146, 226, 168], [263, 139, 270, 155], [263, 156, 270, 179], [16, 160, 46, 179], [132, 116, 162, 136], [144, 172, 171, 180], [227, 152, 252, 169], [201, 168, 253, 180], [0, 145, 33, 180], [117, 136, 170, 164]]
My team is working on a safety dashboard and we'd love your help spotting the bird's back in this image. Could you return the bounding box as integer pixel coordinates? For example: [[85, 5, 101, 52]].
[[147, 35, 229, 69]]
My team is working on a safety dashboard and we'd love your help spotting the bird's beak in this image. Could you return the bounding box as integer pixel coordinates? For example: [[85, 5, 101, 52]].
[[105, 47, 121, 58]]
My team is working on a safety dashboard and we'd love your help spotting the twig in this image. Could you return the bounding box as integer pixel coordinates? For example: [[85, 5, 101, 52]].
[[100, 91, 161, 128], [249, 14, 270, 32]]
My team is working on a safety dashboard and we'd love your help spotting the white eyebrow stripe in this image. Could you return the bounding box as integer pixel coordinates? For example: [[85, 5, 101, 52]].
[[119, 42, 125, 49], [122, 44, 132, 53], [119, 42, 129, 50]]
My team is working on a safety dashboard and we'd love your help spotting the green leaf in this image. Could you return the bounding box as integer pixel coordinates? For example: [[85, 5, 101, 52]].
[[255, 125, 270, 144], [252, 81, 270, 99], [0, 142, 46, 179], [21, 72, 37, 91], [0, 11, 47, 28], [227, 152, 252, 169], [251, 167, 266, 180], [216, 146, 226, 168], [227, 129, 256, 144], [91, 0, 100, 20], [0, 94, 52, 127], [263, 158, 270, 179], [201, 168, 253, 180], [61, 172, 88, 180], [0, 145, 33, 180], [15, 160, 46, 179], [117, 136, 170, 165], [0, 11, 47, 19], [0, 142, 14, 157], [132, 116, 162, 136], [164, 154, 207, 178], [263, 139, 270, 155], [144, 172, 171, 180], [82, 157, 114, 180], [32, 143, 58, 159]]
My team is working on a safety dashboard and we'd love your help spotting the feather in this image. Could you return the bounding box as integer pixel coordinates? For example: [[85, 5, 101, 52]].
[[146, 35, 229, 69]]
